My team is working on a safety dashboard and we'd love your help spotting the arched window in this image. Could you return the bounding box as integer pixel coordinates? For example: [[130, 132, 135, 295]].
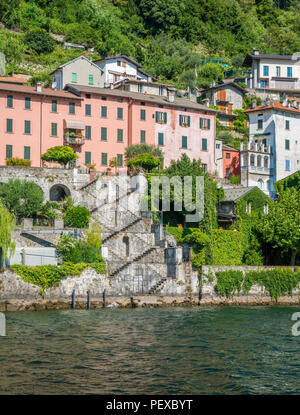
[[250, 154, 255, 166], [257, 155, 262, 167], [264, 156, 268, 168]]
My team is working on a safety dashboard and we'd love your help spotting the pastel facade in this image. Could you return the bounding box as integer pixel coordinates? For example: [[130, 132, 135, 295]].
[[241, 101, 300, 197], [222, 144, 240, 179]]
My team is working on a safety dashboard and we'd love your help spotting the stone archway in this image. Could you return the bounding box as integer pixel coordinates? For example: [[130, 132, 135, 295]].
[[49, 184, 71, 202]]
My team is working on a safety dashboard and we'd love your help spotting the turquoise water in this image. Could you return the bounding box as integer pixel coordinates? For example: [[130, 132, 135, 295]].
[[1, 306, 300, 394]]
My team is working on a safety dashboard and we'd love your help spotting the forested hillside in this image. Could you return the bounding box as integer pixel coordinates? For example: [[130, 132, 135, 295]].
[[0, 0, 299, 88]]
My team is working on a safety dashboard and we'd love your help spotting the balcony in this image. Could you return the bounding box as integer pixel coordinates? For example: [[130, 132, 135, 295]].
[[64, 133, 84, 146]]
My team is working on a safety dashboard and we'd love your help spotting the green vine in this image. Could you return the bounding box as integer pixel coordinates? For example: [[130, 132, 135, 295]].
[[214, 270, 244, 297]]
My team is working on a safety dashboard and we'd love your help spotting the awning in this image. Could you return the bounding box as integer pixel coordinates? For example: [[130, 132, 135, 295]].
[[64, 119, 85, 130]]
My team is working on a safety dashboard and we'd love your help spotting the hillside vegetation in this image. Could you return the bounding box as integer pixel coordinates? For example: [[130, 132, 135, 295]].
[[0, 0, 299, 88]]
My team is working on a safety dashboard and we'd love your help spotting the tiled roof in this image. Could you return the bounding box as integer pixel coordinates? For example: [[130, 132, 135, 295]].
[[94, 55, 142, 68], [222, 144, 239, 152], [0, 77, 27, 84], [201, 81, 247, 94], [0, 83, 82, 99], [50, 56, 103, 75], [222, 186, 258, 202], [245, 101, 300, 114], [66, 84, 219, 113], [243, 53, 300, 66]]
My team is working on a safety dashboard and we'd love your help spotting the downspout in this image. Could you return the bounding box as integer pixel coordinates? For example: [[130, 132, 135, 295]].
[[40, 96, 44, 167]]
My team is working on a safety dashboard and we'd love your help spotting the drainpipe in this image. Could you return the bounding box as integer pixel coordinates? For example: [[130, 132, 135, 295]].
[[40, 95, 44, 167]]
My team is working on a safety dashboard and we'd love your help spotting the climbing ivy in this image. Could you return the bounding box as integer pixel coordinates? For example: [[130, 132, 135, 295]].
[[0, 202, 16, 263], [214, 270, 244, 297]]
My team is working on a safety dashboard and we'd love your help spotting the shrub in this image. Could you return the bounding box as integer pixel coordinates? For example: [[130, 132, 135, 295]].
[[6, 158, 31, 166], [24, 29, 56, 54], [214, 270, 244, 298], [230, 175, 240, 184], [211, 229, 244, 265], [127, 153, 161, 172], [64, 206, 90, 228], [41, 146, 78, 167]]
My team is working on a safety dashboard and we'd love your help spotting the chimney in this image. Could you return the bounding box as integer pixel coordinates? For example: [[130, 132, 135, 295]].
[[252, 99, 257, 109], [253, 46, 259, 56], [36, 82, 42, 93], [167, 87, 175, 103], [203, 98, 210, 107]]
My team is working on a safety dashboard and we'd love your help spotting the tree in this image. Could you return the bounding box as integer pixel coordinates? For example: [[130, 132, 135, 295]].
[[24, 29, 55, 54], [0, 179, 44, 220], [0, 201, 16, 264], [41, 146, 78, 167], [127, 153, 161, 172], [125, 143, 163, 163], [258, 188, 300, 265]]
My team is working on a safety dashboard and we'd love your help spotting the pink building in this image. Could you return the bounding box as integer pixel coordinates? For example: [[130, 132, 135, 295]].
[[0, 81, 218, 173]]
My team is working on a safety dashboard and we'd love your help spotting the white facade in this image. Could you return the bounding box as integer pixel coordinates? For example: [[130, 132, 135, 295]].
[[215, 139, 223, 177], [95, 56, 151, 88], [241, 103, 300, 197]]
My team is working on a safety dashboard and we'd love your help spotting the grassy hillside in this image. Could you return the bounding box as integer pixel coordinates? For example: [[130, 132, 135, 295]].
[[0, 0, 299, 88]]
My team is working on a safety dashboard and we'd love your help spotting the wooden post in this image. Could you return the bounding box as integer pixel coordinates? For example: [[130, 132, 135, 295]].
[[103, 289, 106, 308], [71, 289, 75, 309], [87, 290, 90, 310]]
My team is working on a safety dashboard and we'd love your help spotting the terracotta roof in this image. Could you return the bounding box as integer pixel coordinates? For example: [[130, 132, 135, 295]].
[[0, 83, 82, 99], [0, 77, 27, 84], [245, 101, 300, 114], [66, 84, 219, 113]]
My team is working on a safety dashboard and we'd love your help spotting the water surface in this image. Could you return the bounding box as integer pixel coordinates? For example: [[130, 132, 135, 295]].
[[1, 306, 300, 394]]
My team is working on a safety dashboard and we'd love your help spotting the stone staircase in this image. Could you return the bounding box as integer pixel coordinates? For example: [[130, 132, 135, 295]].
[[109, 247, 156, 277], [102, 217, 143, 244], [184, 261, 193, 300], [148, 277, 167, 294]]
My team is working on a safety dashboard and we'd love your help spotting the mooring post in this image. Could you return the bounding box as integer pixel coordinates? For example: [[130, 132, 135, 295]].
[[103, 289, 106, 308], [130, 296, 134, 308], [87, 290, 90, 310], [71, 289, 75, 309], [198, 274, 202, 306]]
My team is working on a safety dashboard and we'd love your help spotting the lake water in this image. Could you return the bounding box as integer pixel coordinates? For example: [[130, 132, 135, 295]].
[[1, 306, 300, 394]]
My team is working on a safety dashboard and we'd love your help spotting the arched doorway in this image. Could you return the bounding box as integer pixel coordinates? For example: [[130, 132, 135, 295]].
[[49, 184, 71, 201]]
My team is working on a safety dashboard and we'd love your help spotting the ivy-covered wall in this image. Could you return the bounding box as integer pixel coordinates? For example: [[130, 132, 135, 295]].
[[274, 171, 300, 194], [211, 230, 243, 265]]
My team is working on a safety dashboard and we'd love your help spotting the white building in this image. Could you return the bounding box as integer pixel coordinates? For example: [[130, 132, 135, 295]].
[[94, 55, 156, 88], [244, 49, 300, 91], [240, 100, 300, 198]]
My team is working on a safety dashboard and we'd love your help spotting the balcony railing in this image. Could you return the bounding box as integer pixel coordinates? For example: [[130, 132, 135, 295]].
[[64, 134, 84, 146]]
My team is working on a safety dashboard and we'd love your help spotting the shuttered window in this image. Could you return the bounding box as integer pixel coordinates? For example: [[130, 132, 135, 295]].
[[202, 138, 207, 151], [85, 126, 91, 140], [69, 102, 75, 114], [51, 122, 57, 136], [200, 118, 210, 129], [88, 74, 94, 85], [182, 136, 187, 148], [7, 95, 13, 108], [101, 153, 108, 166], [85, 104, 91, 116], [24, 120, 31, 134], [117, 154, 123, 166], [24, 146, 30, 160], [101, 127, 107, 141], [117, 129, 123, 142], [6, 145, 12, 159], [117, 107, 123, 120], [6, 118, 13, 133], [140, 130, 146, 143], [72, 73, 77, 83], [85, 152, 91, 165], [25, 97, 31, 110], [52, 100, 57, 113], [158, 132, 164, 146], [155, 111, 167, 124], [179, 115, 190, 127], [101, 106, 107, 118], [140, 109, 146, 120]]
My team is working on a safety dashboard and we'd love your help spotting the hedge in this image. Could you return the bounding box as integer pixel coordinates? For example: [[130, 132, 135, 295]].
[[211, 229, 243, 265]]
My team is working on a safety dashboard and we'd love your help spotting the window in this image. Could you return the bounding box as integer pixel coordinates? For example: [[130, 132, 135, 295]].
[[140, 109, 146, 121], [51, 122, 57, 137], [287, 67, 293, 77], [24, 146, 30, 160], [101, 96, 107, 101], [158, 132, 164, 146], [101, 153, 107, 166], [140, 130, 146, 143], [117, 107, 123, 120], [117, 154, 123, 166], [7, 95, 13, 108], [85, 104, 91, 116], [85, 152, 91, 165], [226, 168, 230, 179], [159, 86, 164, 96], [182, 136, 187, 149], [6, 144, 12, 159], [202, 164, 207, 172], [263, 65, 269, 76], [117, 98, 123, 103], [285, 120, 290, 130], [257, 155, 262, 167], [117, 129, 123, 142], [276, 66, 281, 77], [101, 106, 107, 118], [200, 118, 210, 129], [25, 97, 31, 110], [117, 61, 121, 66], [6, 118, 13, 133], [285, 159, 290, 171], [216, 143, 220, 149], [85, 125, 91, 140], [138, 84, 143, 93], [250, 154, 255, 166], [226, 153, 230, 159], [202, 138, 207, 151], [179, 115, 190, 127], [260, 80, 267, 88], [258, 119, 263, 129], [24, 120, 31, 134], [69, 102, 75, 114], [52, 100, 57, 113], [86, 94, 91, 99], [155, 111, 167, 124], [72, 73, 77, 83], [88, 74, 94, 85], [285, 139, 290, 150], [101, 127, 107, 141]]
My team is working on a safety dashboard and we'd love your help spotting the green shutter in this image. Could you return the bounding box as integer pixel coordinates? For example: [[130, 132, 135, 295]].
[[200, 118, 203, 128], [164, 112, 167, 124], [6, 145, 12, 159], [24, 120, 31, 134], [69, 102, 75, 114], [182, 136, 187, 149], [24, 146, 30, 160], [117, 129, 123, 142], [179, 114, 182, 126], [155, 111, 159, 122], [85, 104, 91, 116], [101, 106, 107, 117], [88, 74, 93, 85], [101, 153, 107, 166], [101, 127, 107, 141], [207, 119, 210, 129], [187, 116, 190, 127], [72, 73, 77, 83], [6, 118, 12, 133], [85, 152, 91, 165], [25, 97, 31, 110], [202, 138, 207, 151], [52, 100, 57, 112], [51, 122, 57, 136], [85, 126, 91, 139], [7, 95, 13, 108], [141, 109, 146, 120], [140, 130, 146, 143], [117, 154, 123, 166], [158, 132, 164, 146], [117, 108, 123, 119]]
